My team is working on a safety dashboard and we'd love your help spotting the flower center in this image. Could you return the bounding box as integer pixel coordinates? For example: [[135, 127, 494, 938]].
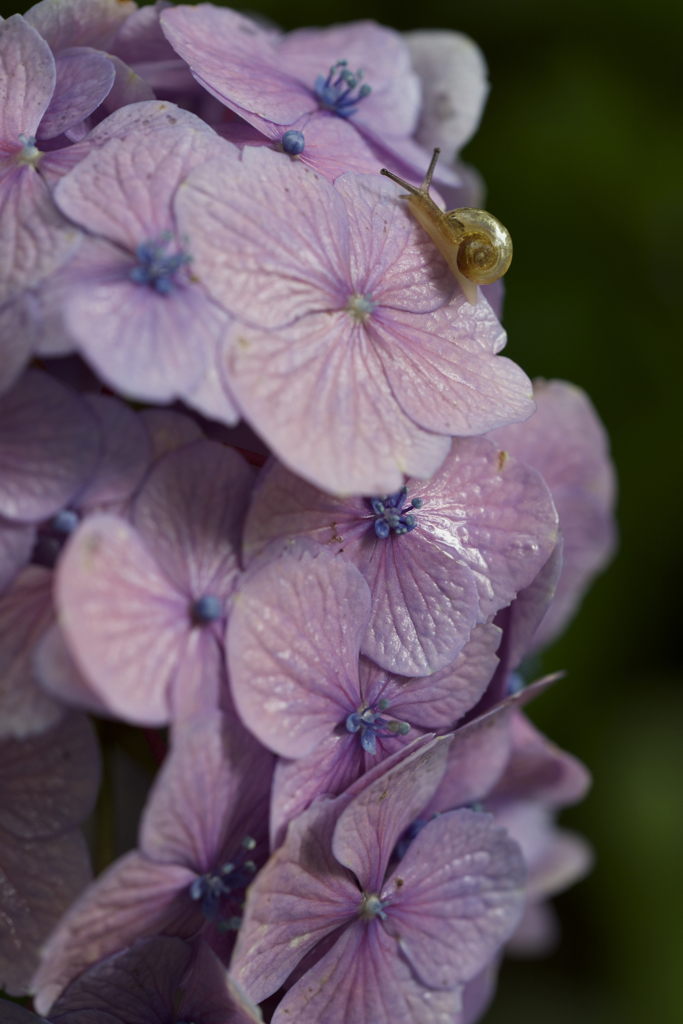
[[191, 594, 223, 625], [189, 835, 257, 928], [16, 133, 41, 167], [281, 129, 305, 155], [346, 699, 411, 756], [315, 60, 372, 117], [129, 234, 191, 294], [346, 293, 376, 322], [370, 486, 423, 539], [358, 892, 390, 920]]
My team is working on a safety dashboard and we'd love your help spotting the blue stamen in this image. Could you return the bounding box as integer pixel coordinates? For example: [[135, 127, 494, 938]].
[[314, 60, 372, 118], [17, 133, 41, 165], [370, 486, 423, 539], [191, 594, 223, 625], [346, 293, 376, 321], [130, 234, 190, 294], [346, 703, 410, 755], [189, 836, 258, 923], [282, 129, 305, 155], [359, 893, 390, 920]]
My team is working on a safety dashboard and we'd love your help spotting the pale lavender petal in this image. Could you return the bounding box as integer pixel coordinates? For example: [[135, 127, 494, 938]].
[[0, 16, 55, 147], [33, 622, 110, 716], [283, 113, 383, 180], [332, 735, 451, 892], [406, 31, 490, 158], [133, 440, 252, 598], [99, 53, 156, 114], [376, 622, 502, 728], [357, 527, 480, 677], [168, 626, 225, 724], [459, 958, 500, 1024], [227, 542, 369, 758], [0, 371, 100, 523], [0, 828, 92, 997], [138, 408, 202, 461], [55, 514, 190, 725], [182, 348, 240, 426], [385, 809, 524, 988], [76, 394, 152, 511], [0, 517, 35, 594], [160, 6, 313, 126], [506, 900, 559, 957], [0, 163, 81, 306], [37, 50, 115, 140], [501, 539, 563, 676], [416, 436, 559, 620], [55, 125, 231, 250], [25, 0, 136, 52], [140, 711, 273, 872], [33, 851, 200, 1016], [231, 798, 361, 1003], [489, 378, 617, 649], [0, 292, 39, 395], [0, 712, 99, 839], [176, 146, 350, 329], [273, 919, 462, 1024], [373, 300, 535, 436], [0, 565, 62, 740], [224, 314, 451, 495], [112, 2, 181, 66], [334, 172, 453, 312], [277, 21, 421, 138]]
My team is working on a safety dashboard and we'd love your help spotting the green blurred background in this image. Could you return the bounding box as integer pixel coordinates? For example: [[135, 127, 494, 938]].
[[3, 0, 683, 1020]]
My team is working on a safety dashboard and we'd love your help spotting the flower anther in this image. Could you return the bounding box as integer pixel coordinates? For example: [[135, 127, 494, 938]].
[[370, 485, 424, 539], [315, 60, 372, 117]]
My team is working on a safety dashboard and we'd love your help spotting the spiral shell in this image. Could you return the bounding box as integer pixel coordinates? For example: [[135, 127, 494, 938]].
[[441, 208, 513, 286]]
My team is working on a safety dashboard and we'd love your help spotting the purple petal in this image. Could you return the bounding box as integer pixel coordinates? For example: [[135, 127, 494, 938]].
[[227, 542, 369, 758], [0, 565, 63, 740], [498, 539, 564, 680], [161, 5, 314, 126], [0, 712, 99, 840], [273, 918, 462, 1024], [140, 711, 273, 873], [332, 735, 451, 892], [231, 798, 361, 1003], [283, 113, 383, 180], [0, 292, 39, 395], [385, 809, 525, 988], [0, 162, 81, 306], [33, 851, 200, 1016], [0, 371, 100, 522], [168, 625, 226, 724], [406, 31, 490, 158], [34, 622, 111, 716], [373, 300, 536, 436], [76, 393, 152, 511], [224, 313, 451, 495], [138, 408, 203, 460], [357, 526, 480, 677], [489, 378, 617, 649], [37, 50, 115, 140], [176, 146, 350, 330], [0, 16, 55, 147], [0, 828, 92, 997], [99, 53, 156, 114], [25, 0, 136, 52], [0, 516, 35, 594], [133, 440, 252, 599], [55, 513, 191, 725]]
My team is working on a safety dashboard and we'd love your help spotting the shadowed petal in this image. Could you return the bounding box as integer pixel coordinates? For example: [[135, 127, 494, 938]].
[[0, 371, 100, 523], [138, 408, 202, 461], [77, 393, 152, 512], [55, 514, 190, 725], [38, 50, 115, 140], [25, 0, 136, 52], [34, 622, 110, 716], [0, 292, 39, 395], [0, 517, 35, 594]]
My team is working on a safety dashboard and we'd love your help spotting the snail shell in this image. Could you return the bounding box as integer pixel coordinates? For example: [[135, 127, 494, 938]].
[[380, 149, 513, 305]]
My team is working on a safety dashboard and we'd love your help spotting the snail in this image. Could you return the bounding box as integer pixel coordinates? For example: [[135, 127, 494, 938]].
[[380, 148, 512, 305]]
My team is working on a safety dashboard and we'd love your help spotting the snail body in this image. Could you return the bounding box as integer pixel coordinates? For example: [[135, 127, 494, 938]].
[[380, 149, 512, 305]]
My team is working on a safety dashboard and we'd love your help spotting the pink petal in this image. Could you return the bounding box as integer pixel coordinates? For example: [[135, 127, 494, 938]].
[[0, 16, 55, 147], [55, 513, 190, 725], [99, 53, 155, 114], [227, 542, 369, 758], [385, 809, 525, 988], [38, 50, 115, 140], [332, 735, 451, 892], [33, 851, 200, 1015], [0, 371, 100, 523], [0, 712, 99, 840], [133, 440, 252, 599], [0, 828, 92, 997], [160, 5, 314, 126], [77, 393, 152, 511], [25, 0, 136, 52], [0, 565, 62, 740], [34, 622, 111, 716], [176, 146, 350, 329], [224, 313, 450, 495]]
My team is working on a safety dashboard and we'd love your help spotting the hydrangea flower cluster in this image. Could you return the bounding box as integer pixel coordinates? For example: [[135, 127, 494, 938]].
[[0, 3, 617, 1022]]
